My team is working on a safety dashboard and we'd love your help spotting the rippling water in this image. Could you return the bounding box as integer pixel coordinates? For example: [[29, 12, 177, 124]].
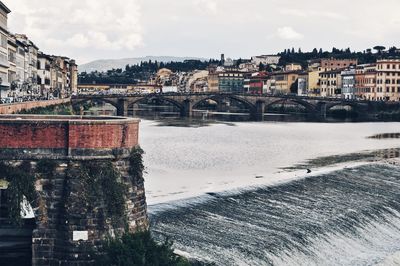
[[150, 164, 400, 265], [139, 119, 400, 265]]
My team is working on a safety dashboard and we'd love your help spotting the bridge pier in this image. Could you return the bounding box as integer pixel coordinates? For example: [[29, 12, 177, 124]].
[[117, 99, 129, 117], [180, 99, 193, 118], [317, 102, 327, 119], [254, 101, 265, 121]]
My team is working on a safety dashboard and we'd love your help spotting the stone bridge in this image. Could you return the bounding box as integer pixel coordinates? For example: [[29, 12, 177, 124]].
[[71, 93, 399, 120]]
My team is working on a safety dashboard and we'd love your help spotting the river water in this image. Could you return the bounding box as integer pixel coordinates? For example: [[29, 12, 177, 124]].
[[138, 118, 400, 265]]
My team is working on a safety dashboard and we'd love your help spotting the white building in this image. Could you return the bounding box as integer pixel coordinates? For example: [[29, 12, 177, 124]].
[[251, 55, 281, 66], [341, 68, 357, 100]]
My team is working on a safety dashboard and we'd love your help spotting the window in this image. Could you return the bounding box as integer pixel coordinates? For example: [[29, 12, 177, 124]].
[[0, 33, 7, 48]]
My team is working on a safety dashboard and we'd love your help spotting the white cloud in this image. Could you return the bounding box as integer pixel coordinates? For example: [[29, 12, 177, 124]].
[[196, 0, 218, 15], [277, 26, 304, 40], [5, 0, 143, 58]]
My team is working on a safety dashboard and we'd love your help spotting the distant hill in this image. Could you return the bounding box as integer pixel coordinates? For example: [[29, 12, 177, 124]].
[[79, 56, 208, 73]]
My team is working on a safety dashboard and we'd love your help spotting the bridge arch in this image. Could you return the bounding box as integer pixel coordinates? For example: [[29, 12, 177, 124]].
[[326, 102, 359, 112], [127, 94, 184, 111], [266, 98, 317, 113], [192, 95, 224, 109], [71, 98, 119, 110]]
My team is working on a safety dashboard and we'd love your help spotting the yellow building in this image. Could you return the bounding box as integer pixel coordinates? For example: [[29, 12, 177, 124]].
[[269, 71, 299, 94], [307, 64, 323, 97], [376, 59, 400, 101], [319, 69, 342, 98]]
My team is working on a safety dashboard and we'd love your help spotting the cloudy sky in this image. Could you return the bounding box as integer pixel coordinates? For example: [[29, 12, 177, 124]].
[[5, 0, 400, 64]]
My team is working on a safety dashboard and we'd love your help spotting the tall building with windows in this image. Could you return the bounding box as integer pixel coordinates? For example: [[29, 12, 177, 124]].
[[15, 34, 39, 97], [37, 52, 52, 98], [218, 72, 245, 93], [341, 68, 357, 100], [376, 59, 400, 101], [355, 64, 376, 100], [319, 69, 342, 97], [0, 1, 10, 98], [7, 34, 17, 98]]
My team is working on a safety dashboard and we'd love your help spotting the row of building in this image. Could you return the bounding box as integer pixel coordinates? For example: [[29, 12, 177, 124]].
[[0, 1, 77, 102], [197, 58, 400, 102]]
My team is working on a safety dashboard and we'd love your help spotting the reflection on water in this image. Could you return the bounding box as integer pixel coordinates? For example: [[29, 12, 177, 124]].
[[369, 133, 400, 139], [85, 102, 369, 123], [284, 147, 400, 171]]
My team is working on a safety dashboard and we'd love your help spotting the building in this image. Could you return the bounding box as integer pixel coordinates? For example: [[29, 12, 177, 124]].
[[319, 69, 342, 97], [37, 52, 52, 98], [285, 63, 302, 71], [355, 64, 376, 100], [77, 83, 162, 94], [243, 72, 269, 94], [187, 70, 208, 92], [251, 55, 281, 66], [218, 72, 245, 93], [297, 72, 309, 96], [376, 59, 400, 101], [239, 62, 258, 72], [0, 1, 10, 98], [268, 71, 299, 95], [341, 68, 357, 100], [49, 56, 78, 98], [307, 63, 323, 96], [0, 2, 77, 101], [15, 34, 39, 97], [7, 34, 16, 98], [207, 65, 219, 92], [320, 58, 358, 71]]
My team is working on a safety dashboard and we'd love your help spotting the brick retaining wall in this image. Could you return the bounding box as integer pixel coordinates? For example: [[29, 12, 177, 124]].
[[0, 98, 70, 114]]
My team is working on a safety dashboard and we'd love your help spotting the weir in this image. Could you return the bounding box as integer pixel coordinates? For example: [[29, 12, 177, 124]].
[[0, 115, 148, 266]]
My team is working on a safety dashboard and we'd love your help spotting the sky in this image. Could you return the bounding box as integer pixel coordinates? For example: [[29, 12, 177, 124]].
[[4, 0, 400, 65]]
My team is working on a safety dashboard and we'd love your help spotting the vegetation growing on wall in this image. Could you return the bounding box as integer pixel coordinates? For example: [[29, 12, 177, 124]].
[[0, 161, 36, 225], [95, 231, 214, 266], [78, 161, 128, 224], [128, 146, 145, 182], [17, 103, 74, 115]]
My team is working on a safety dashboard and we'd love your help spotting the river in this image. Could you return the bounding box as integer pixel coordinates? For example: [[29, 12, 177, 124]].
[[137, 118, 400, 265]]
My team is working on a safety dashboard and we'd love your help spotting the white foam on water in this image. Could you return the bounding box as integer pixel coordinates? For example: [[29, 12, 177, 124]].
[[270, 209, 400, 266]]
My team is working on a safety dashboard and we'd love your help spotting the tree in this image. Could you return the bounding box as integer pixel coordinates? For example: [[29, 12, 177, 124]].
[[373, 46, 386, 54]]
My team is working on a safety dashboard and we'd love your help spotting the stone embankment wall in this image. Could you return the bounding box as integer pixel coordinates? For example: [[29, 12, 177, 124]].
[[0, 115, 148, 266], [0, 98, 70, 114]]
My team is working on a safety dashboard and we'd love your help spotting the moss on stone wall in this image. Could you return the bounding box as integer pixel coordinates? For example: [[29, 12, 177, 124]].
[[128, 146, 145, 182], [78, 161, 128, 225], [0, 161, 36, 225]]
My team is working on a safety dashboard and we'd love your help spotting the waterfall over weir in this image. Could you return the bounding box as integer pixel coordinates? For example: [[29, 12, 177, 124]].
[[151, 163, 400, 266]]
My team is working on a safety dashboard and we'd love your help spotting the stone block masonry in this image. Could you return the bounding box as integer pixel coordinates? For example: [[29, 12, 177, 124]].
[[0, 115, 148, 266]]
